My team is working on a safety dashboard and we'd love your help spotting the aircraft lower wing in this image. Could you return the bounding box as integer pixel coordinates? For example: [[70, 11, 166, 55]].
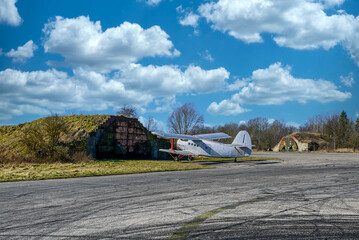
[[159, 149, 194, 156]]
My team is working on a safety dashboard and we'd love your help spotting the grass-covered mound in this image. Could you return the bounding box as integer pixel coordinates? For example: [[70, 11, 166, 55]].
[[0, 115, 111, 165]]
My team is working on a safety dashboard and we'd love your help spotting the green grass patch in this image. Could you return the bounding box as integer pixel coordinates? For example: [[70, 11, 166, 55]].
[[192, 156, 281, 161], [0, 160, 211, 182]]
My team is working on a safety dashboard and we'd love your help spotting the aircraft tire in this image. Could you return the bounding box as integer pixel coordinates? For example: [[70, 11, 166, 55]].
[[174, 156, 179, 161]]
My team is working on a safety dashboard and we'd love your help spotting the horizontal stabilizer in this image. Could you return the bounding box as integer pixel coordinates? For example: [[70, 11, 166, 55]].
[[230, 144, 246, 148]]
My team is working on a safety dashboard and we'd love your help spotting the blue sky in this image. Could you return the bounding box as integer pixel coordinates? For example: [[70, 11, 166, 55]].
[[0, 0, 358, 130]]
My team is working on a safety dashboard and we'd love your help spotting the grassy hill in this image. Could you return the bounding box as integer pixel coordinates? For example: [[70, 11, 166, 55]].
[[0, 115, 111, 164]]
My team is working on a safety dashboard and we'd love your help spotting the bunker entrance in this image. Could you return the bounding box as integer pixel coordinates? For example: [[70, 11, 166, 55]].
[[279, 136, 298, 152], [308, 142, 319, 151], [96, 118, 150, 159], [94, 116, 171, 160]]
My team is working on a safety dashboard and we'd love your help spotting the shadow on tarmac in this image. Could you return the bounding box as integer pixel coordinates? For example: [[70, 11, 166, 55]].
[[195, 159, 281, 166]]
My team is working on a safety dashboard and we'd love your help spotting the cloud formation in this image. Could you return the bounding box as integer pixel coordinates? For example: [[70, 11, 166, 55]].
[[146, 0, 162, 6], [340, 73, 355, 87], [43, 16, 180, 72], [5, 40, 38, 62], [0, 64, 229, 120], [119, 64, 229, 96], [0, 0, 22, 26], [208, 62, 352, 115], [207, 100, 249, 115], [196, 0, 359, 65], [0, 68, 150, 120], [179, 12, 200, 28]]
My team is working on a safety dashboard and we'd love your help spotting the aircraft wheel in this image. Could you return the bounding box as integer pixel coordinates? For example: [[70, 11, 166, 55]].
[[174, 156, 179, 161], [234, 158, 237, 162], [188, 156, 192, 161]]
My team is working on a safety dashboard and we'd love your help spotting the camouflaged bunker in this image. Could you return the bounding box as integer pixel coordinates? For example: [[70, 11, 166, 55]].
[[86, 115, 170, 159], [0, 115, 170, 162], [273, 132, 328, 152]]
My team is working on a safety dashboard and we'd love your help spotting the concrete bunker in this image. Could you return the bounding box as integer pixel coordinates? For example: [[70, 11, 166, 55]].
[[273, 132, 328, 152], [86, 116, 170, 159], [277, 135, 298, 151]]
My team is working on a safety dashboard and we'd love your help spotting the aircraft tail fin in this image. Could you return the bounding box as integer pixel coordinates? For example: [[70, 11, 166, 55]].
[[232, 130, 252, 150]]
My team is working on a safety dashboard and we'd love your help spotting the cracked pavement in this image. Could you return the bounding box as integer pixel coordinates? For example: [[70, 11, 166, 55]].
[[1, 152, 359, 239]]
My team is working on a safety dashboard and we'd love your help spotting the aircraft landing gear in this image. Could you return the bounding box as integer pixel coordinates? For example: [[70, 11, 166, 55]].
[[234, 158, 237, 162], [188, 156, 192, 161], [174, 156, 179, 161]]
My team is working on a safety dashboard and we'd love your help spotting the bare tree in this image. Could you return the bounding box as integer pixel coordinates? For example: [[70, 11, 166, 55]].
[[216, 122, 240, 143], [245, 117, 269, 150], [143, 116, 158, 132], [167, 103, 204, 134], [117, 105, 138, 118]]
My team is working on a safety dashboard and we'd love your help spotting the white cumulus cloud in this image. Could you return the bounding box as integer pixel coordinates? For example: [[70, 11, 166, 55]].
[[208, 62, 351, 116], [0, 64, 230, 121], [197, 0, 359, 65], [179, 12, 200, 28], [0, 68, 151, 121], [320, 0, 345, 7], [0, 0, 22, 26], [286, 121, 300, 128], [233, 62, 351, 105], [200, 50, 214, 62], [5, 40, 38, 62], [146, 0, 162, 6], [42, 16, 180, 72], [118, 64, 230, 96], [207, 100, 249, 115], [340, 72, 355, 87]]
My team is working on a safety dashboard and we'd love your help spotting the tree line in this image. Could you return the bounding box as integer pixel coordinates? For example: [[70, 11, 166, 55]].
[[194, 118, 297, 150], [299, 111, 359, 151], [166, 103, 359, 151], [117, 103, 359, 151]]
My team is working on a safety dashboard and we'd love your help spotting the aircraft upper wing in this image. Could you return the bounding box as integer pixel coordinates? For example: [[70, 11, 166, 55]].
[[152, 132, 198, 140], [152, 131, 231, 141], [194, 133, 232, 140]]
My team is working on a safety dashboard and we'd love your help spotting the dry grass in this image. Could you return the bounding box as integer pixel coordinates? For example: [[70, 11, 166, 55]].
[[328, 148, 359, 153], [0, 160, 211, 182]]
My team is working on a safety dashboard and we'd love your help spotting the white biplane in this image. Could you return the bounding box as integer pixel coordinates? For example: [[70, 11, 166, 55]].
[[152, 130, 252, 161]]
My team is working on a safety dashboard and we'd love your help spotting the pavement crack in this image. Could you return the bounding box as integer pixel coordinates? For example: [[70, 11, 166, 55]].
[[168, 181, 359, 240]]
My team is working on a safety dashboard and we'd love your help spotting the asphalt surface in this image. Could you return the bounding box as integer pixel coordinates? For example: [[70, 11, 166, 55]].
[[1, 152, 359, 239]]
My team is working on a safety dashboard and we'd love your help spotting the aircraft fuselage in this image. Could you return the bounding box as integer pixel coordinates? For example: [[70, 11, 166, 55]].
[[177, 139, 251, 158]]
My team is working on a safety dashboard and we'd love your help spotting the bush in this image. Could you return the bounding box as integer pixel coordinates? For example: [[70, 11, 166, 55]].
[[21, 115, 71, 162]]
